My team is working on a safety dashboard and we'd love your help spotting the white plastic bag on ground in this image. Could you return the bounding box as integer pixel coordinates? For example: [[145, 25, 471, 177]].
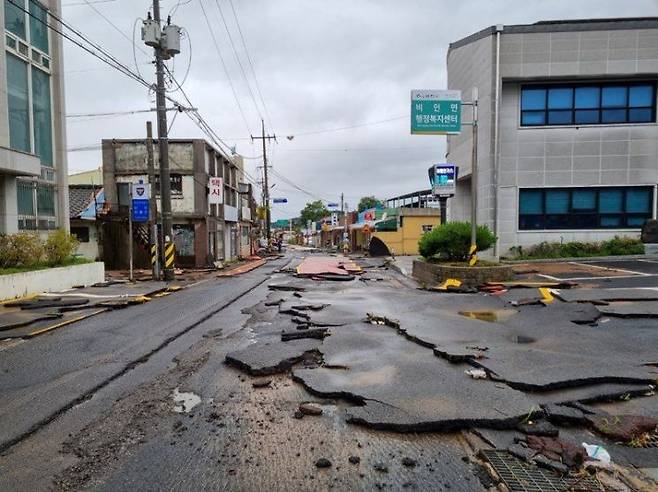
[[582, 443, 611, 467]]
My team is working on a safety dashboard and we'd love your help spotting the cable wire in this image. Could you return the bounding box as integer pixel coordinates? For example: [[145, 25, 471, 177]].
[[213, 0, 262, 121], [227, 0, 273, 129], [197, 0, 252, 136]]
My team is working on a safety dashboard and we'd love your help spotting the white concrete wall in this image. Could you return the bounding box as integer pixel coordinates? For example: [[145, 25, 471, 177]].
[[0, 262, 105, 300]]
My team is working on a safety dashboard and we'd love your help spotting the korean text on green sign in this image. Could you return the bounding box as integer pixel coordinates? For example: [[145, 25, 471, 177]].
[[411, 90, 462, 135]]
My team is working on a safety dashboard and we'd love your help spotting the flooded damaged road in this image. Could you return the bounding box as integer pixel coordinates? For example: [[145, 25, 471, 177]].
[[1, 251, 657, 491]]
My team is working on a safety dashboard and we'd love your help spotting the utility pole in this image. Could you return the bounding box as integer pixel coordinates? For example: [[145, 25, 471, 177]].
[[146, 121, 160, 280], [469, 88, 479, 267], [251, 119, 276, 242], [147, 0, 176, 280]]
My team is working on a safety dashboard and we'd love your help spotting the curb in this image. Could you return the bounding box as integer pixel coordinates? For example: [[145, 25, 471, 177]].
[[501, 254, 658, 265]]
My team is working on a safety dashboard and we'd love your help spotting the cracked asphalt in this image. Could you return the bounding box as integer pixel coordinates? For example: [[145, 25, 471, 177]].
[[1, 251, 657, 491]]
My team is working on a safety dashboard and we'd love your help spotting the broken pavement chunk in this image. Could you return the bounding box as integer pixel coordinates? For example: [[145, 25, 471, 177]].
[[252, 378, 272, 388], [587, 414, 658, 442], [525, 435, 585, 468], [516, 420, 559, 437], [299, 403, 323, 416], [281, 328, 329, 341]]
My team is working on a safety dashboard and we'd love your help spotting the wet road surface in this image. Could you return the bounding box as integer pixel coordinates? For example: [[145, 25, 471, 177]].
[[0, 251, 656, 490]]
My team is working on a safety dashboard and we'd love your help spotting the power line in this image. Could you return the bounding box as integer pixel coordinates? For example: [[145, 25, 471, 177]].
[[197, 0, 252, 136], [82, 0, 149, 56], [227, 0, 273, 129], [213, 0, 263, 121], [63, 0, 116, 6]]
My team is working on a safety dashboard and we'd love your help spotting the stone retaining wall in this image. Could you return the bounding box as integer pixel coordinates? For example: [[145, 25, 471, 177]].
[[412, 260, 513, 285]]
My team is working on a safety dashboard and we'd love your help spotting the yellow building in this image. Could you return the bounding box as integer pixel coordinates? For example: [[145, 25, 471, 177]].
[[371, 208, 441, 256]]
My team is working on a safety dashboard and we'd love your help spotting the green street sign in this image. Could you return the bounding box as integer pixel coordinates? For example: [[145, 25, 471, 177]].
[[411, 89, 462, 135]]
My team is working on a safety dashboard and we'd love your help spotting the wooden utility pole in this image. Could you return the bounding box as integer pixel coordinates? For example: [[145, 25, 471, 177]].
[[251, 119, 276, 241], [146, 121, 160, 280]]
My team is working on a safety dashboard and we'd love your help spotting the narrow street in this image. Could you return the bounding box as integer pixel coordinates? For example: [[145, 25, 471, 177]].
[[1, 251, 657, 490]]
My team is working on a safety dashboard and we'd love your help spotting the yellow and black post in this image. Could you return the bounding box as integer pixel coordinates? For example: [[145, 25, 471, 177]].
[[164, 242, 175, 272]]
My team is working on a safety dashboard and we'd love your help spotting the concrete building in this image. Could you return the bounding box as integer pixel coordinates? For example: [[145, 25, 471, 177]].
[[101, 138, 256, 269], [1, 0, 68, 234], [446, 18, 658, 256]]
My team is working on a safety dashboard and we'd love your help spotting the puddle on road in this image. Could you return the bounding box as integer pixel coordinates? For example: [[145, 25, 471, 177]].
[[172, 388, 201, 413], [459, 309, 517, 323]]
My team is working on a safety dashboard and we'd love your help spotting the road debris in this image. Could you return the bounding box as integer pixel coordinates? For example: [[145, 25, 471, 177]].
[[172, 388, 201, 413], [582, 443, 611, 467], [315, 458, 332, 468], [299, 403, 323, 416]]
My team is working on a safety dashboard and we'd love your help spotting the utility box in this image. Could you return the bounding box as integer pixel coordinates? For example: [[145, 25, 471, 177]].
[[163, 25, 181, 56], [141, 19, 161, 47]]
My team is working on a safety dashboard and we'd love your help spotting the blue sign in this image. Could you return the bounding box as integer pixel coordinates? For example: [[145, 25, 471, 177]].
[[428, 164, 458, 197], [272, 198, 288, 204], [131, 199, 150, 222], [327, 202, 339, 208]]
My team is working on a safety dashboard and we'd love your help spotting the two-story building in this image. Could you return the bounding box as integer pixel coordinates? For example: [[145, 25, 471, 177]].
[[447, 18, 658, 256], [101, 138, 255, 269], [1, 0, 68, 235]]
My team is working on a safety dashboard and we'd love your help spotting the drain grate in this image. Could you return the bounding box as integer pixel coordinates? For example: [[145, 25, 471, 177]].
[[482, 449, 604, 492]]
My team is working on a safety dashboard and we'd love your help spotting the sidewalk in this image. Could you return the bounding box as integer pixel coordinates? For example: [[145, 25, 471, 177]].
[[389, 255, 419, 278]]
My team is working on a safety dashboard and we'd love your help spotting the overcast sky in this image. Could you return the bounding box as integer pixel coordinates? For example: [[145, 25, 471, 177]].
[[62, 0, 658, 219]]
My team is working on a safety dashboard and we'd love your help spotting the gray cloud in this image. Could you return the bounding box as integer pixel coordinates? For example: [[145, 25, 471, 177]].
[[62, 0, 658, 218]]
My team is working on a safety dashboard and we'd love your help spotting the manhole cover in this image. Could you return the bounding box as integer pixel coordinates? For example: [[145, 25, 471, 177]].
[[482, 449, 604, 492]]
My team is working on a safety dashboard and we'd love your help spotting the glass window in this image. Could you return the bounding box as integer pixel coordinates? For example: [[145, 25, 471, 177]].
[[629, 108, 653, 123], [575, 110, 599, 124], [548, 88, 572, 109], [575, 87, 599, 108], [629, 85, 653, 107], [572, 189, 596, 210], [6, 53, 31, 153], [521, 111, 545, 126], [519, 189, 543, 214], [548, 111, 572, 125], [545, 189, 569, 213], [601, 216, 621, 227], [37, 184, 55, 216], [4, 0, 26, 40], [519, 187, 653, 230], [601, 86, 627, 108], [626, 188, 651, 213], [599, 189, 623, 213], [29, 0, 48, 54], [521, 89, 546, 110], [602, 109, 626, 123], [17, 180, 34, 215], [31, 66, 53, 166]]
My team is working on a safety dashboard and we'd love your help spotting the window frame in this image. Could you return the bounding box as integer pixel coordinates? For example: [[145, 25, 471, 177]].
[[518, 186, 654, 231], [520, 81, 657, 128]]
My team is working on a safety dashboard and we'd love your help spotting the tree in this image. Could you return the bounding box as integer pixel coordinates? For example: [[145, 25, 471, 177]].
[[300, 200, 329, 224], [358, 196, 384, 212]]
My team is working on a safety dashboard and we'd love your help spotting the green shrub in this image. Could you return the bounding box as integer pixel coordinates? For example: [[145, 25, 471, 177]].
[[44, 229, 79, 265], [419, 221, 496, 261], [601, 236, 645, 256], [0, 232, 43, 267], [508, 235, 645, 259]]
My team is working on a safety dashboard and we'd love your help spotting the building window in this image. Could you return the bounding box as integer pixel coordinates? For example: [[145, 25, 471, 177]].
[[28, 0, 48, 54], [70, 226, 90, 243], [37, 183, 55, 216], [17, 180, 34, 215], [4, 0, 26, 39], [155, 174, 183, 196], [519, 187, 653, 230], [521, 82, 656, 126], [32, 65, 52, 166], [6, 52, 31, 153]]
